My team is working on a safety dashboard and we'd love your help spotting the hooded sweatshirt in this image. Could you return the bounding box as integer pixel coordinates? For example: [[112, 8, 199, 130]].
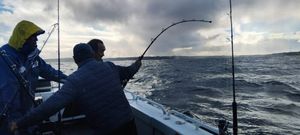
[[8, 20, 45, 51]]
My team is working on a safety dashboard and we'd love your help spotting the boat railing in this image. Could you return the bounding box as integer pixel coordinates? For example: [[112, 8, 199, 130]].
[[169, 110, 219, 134], [124, 89, 219, 134], [125, 90, 168, 115]]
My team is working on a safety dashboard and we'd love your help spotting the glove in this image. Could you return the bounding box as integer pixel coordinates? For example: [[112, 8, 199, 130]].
[[134, 59, 142, 69], [9, 121, 18, 134], [59, 79, 67, 83]]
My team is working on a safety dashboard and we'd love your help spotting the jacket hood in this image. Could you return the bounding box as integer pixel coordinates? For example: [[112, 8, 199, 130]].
[[8, 20, 45, 51]]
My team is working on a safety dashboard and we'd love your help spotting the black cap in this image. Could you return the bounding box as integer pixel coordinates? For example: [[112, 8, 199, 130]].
[[73, 43, 94, 63]]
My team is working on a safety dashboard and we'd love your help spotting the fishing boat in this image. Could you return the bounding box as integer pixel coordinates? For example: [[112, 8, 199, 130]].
[[31, 0, 236, 134], [35, 78, 225, 135], [31, 12, 225, 135]]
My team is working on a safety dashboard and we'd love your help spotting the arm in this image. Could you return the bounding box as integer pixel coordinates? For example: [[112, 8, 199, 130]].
[[15, 80, 78, 129], [117, 59, 142, 82], [38, 57, 68, 83]]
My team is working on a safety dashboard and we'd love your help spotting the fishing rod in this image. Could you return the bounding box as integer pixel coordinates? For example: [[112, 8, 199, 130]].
[[229, 0, 238, 134], [138, 19, 212, 60], [29, 23, 58, 61], [39, 23, 58, 53], [55, 0, 62, 134], [57, 0, 61, 90], [122, 19, 212, 88]]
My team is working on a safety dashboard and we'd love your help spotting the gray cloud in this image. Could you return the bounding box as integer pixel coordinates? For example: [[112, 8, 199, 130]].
[[60, 0, 225, 55], [62, 0, 133, 24], [1, 0, 300, 58]]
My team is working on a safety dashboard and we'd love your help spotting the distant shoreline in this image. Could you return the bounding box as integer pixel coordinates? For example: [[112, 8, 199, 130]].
[[44, 51, 300, 62]]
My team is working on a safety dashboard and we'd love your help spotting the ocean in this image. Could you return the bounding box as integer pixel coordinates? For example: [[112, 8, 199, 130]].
[[48, 53, 300, 135]]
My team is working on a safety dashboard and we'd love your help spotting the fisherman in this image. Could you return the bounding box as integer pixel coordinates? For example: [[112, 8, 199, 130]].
[[87, 38, 141, 87], [87, 39, 106, 61], [10, 43, 140, 135], [0, 20, 67, 135]]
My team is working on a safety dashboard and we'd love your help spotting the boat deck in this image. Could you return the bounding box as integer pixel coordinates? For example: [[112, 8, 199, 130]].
[[35, 85, 219, 135]]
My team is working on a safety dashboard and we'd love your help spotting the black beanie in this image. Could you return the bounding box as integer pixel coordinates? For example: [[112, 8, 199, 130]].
[[73, 43, 94, 63]]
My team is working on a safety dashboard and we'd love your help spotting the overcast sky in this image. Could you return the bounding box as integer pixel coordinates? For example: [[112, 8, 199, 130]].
[[0, 0, 299, 58]]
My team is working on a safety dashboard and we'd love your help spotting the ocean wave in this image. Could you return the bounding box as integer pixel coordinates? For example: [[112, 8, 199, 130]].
[[236, 79, 261, 87], [261, 81, 300, 101], [51, 56, 300, 134], [258, 104, 300, 117], [188, 86, 225, 97], [286, 93, 300, 102], [263, 80, 290, 86]]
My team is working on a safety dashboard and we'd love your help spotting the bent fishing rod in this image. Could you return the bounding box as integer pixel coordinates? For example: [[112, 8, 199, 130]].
[[138, 19, 212, 60], [122, 19, 212, 88], [229, 0, 238, 134]]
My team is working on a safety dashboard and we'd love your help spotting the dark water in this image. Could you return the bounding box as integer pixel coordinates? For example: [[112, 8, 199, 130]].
[[49, 54, 300, 135]]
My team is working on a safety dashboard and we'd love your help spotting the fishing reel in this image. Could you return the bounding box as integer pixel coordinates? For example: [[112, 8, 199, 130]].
[[35, 96, 44, 107], [218, 119, 229, 135], [0, 113, 7, 127]]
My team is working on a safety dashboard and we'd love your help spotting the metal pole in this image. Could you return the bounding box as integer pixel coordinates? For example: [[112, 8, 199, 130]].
[[57, 0, 61, 89], [229, 0, 238, 134], [57, 0, 62, 134]]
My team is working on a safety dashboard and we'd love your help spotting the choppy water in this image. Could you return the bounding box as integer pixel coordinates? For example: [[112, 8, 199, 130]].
[[48, 54, 300, 135]]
